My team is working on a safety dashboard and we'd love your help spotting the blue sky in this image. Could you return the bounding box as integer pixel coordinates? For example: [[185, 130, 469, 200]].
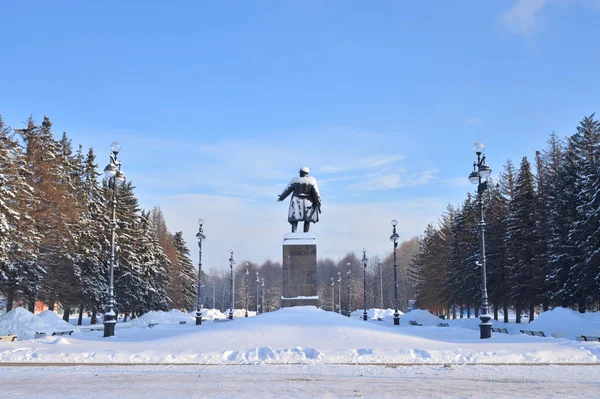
[[1, 1, 599, 269]]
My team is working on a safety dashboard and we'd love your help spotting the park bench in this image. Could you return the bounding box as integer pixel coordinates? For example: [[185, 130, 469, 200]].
[[214, 319, 233, 323], [0, 335, 18, 342], [35, 332, 47, 339], [520, 330, 545, 337], [51, 331, 74, 336], [148, 323, 159, 328], [376, 317, 383, 321], [437, 322, 449, 327], [81, 326, 104, 332], [409, 320, 422, 326], [178, 321, 187, 325], [578, 335, 600, 342], [491, 327, 509, 334]]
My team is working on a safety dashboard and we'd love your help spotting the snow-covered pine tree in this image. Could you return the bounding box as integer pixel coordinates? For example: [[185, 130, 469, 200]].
[[149, 207, 181, 308], [565, 114, 600, 312], [71, 147, 109, 320], [0, 116, 43, 311], [53, 132, 88, 321], [534, 133, 564, 310], [136, 211, 170, 313], [110, 180, 145, 316], [505, 157, 541, 322], [412, 205, 453, 315], [413, 224, 444, 312], [481, 182, 509, 321], [447, 194, 478, 317], [172, 231, 197, 310], [17, 116, 73, 312]]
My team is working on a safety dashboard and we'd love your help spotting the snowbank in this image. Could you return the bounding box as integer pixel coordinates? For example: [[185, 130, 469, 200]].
[[222, 309, 257, 318], [128, 310, 194, 328], [527, 307, 600, 339], [0, 307, 48, 339], [38, 311, 80, 333], [350, 308, 404, 320], [187, 309, 227, 320], [399, 309, 442, 326], [1, 306, 600, 365]]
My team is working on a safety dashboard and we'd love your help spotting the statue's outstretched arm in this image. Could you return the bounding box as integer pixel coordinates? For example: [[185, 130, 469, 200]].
[[278, 181, 294, 201]]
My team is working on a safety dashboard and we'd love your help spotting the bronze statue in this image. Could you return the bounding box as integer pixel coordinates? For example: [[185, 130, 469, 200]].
[[278, 167, 321, 233]]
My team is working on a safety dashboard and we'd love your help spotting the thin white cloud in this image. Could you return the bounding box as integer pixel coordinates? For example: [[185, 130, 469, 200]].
[[320, 154, 406, 174], [503, 0, 549, 35], [502, 0, 600, 35], [345, 169, 439, 192]]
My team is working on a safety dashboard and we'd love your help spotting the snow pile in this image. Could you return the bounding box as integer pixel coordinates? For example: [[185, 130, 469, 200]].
[[222, 309, 257, 318], [446, 316, 491, 331], [38, 311, 79, 333], [350, 308, 403, 320], [1, 306, 600, 364], [527, 307, 600, 339], [581, 311, 600, 336], [0, 307, 47, 338], [189, 309, 227, 320], [399, 309, 442, 326], [128, 310, 193, 327]]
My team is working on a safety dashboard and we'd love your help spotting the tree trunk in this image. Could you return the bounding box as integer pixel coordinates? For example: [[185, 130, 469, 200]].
[[503, 304, 509, 323], [493, 303, 499, 321], [516, 305, 522, 323], [6, 288, 14, 312], [452, 305, 457, 319], [466, 305, 471, 318], [578, 301, 586, 313], [542, 299, 549, 312], [28, 301, 35, 313], [77, 305, 84, 326], [91, 310, 97, 325], [48, 299, 55, 313], [63, 307, 70, 322], [474, 306, 479, 318], [529, 304, 535, 321], [459, 304, 464, 318]]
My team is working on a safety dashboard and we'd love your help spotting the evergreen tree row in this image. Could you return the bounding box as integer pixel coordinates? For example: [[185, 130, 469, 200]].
[[0, 115, 197, 322], [413, 114, 600, 319]]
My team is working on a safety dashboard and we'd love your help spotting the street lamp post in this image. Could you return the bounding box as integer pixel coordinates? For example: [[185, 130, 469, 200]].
[[337, 272, 341, 314], [244, 263, 249, 318], [330, 277, 335, 312], [261, 277, 265, 313], [468, 142, 493, 339], [103, 141, 126, 338], [256, 272, 260, 315], [195, 219, 206, 325], [212, 282, 216, 310], [379, 261, 384, 309], [362, 249, 368, 321], [390, 220, 400, 326], [346, 262, 351, 317], [229, 249, 235, 320]]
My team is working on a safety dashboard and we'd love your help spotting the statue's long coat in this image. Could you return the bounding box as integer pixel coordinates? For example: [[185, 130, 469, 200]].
[[278, 176, 321, 223]]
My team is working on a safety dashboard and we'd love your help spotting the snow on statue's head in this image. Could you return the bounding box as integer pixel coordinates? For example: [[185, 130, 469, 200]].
[[299, 166, 310, 176]]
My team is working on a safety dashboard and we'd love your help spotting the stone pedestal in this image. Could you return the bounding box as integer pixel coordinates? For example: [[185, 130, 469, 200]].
[[281, 233, 318, 307]]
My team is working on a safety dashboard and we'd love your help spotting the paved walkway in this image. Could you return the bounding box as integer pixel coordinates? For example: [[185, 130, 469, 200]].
[[2, 364, 599, 398]]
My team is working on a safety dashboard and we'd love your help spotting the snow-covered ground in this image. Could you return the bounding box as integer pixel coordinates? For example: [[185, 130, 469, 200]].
[[0, 306, 598, 365], [1, 306, 599, 398]]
